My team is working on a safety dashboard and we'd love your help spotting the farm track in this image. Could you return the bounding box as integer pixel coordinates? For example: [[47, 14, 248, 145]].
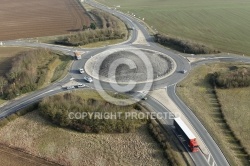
[[0, 0, 91, 40], [0, 143, 60, 166]]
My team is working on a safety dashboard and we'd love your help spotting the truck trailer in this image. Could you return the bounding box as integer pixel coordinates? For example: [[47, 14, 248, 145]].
[[173, 117, 199, 152]]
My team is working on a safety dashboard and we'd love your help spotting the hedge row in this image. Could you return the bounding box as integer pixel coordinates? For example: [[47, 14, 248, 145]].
[[55, 29, 125, 46], [154, 33, 220, 54], [212, 67, 250, 88], [148, 119, 182, 166]]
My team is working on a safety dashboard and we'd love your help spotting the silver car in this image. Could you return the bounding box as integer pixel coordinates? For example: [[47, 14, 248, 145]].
[[84, 76, 93, 83], [182, 70, 187, 74], [77, 83, 85, 88], [66, 86, 75, 90]]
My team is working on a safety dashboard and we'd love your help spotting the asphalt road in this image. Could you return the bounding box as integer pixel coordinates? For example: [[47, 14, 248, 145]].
[[145, 96, 209, 166], [1, 0, 250, 165]]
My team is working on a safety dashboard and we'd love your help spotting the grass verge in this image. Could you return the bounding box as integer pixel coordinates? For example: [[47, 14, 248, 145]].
[[0, 99, 6, 105], [51, 55, 72, 82], [0, 47, 31, 75]]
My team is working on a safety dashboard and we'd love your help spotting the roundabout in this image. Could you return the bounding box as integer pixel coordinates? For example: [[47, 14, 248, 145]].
[[84, 47, 176, 84]]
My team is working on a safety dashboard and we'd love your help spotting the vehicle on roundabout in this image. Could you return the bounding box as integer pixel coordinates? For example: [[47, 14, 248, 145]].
[[182, 70, 187, 74], [76, 83, 86, 88], [139, 94, 148, 100], [79, 68, 84, 74], [84, 76, 93, 83], [66, 86, 75, 90]]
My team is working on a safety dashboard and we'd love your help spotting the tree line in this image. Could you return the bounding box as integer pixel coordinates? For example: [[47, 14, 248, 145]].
[[154, 33, 220, 54], [38, 93, 146, 133], [55, 9, 127, 47], [55, 28, 125, 46]]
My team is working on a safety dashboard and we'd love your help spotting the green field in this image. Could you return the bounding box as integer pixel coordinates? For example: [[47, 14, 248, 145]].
[[96, 0, 250, 55]]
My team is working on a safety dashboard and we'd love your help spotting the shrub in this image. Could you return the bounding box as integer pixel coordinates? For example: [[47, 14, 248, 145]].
[[38, 93, 146, 133], [90, 23, 96, 30], [2, 49, 62, 99], [133, 104, 141, 110], [6, 114, 18, 121], [154, 33, 220, 54], [212, 67, 250, 88], [0, 118, 9, 127], [16, 103, 38, 116]]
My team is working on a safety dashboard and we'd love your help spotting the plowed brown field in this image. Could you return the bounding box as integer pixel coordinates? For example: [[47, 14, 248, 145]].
[[0, 0, 91, 40]]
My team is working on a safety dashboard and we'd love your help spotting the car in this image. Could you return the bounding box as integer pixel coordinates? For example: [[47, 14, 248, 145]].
[[79, 68, 84, 74], [141, 96, 148, 100], [140, 95, 147, 100], [84, 76, 93, 83], [76, 83, 85, 88], [137, 94, 147, 100], [182, 70, 187, 74], [66, 86, 75, 90]]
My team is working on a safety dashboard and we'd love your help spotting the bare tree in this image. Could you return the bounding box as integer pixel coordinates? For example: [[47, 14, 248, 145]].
[[0, 76, 7, 96], [8, 71, 19, 87]]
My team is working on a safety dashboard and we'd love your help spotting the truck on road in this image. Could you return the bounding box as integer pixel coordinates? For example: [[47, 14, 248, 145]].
[[74, 51, 84, 60], [173, 117, 199, 152]]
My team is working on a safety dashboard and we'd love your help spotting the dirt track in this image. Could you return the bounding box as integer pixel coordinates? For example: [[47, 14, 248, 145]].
[[0, 143, 59, 166], [0, 0, 91, 40]]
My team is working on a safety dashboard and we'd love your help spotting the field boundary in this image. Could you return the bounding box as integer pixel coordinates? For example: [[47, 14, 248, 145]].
[[0, 143, 61, 166], [210, 81, 250, 163]]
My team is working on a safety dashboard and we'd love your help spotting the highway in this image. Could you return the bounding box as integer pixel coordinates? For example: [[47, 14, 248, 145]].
[[1, 0, 250, 165]]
